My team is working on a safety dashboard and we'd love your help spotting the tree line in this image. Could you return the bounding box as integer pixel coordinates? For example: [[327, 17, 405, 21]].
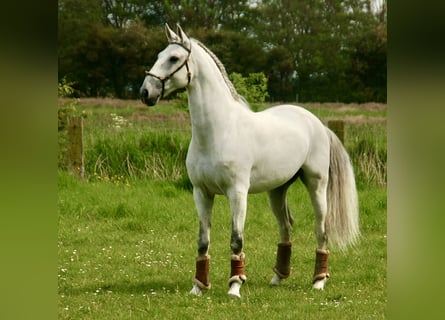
[[58, 0, 386, 103]]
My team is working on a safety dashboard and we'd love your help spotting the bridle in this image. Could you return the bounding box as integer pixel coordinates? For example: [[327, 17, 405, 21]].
[[145, 42, 192, 99]]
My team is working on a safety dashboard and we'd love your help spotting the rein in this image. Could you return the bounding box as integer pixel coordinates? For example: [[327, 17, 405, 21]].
[[145, 42, 192, 98]]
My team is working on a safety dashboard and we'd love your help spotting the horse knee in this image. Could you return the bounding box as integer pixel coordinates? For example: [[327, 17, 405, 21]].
[[197, 233, 210, 255], [197, 242, 209, 256], [230, 232, 243, 254], [314, 226, 328, 249], [197, 237, 209, 255]]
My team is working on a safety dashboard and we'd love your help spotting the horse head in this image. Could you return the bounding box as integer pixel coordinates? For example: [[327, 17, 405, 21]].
[[140, 24, 192, 107]]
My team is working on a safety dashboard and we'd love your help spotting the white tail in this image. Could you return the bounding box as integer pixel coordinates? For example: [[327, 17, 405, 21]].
[[325, 128, 360, 250]]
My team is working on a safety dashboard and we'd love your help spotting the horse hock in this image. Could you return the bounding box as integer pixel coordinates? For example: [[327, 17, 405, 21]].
[[273, 242, 292, 279], [228, 252, 247, 286], [313, 248, 330, 283], [192, 255, 211, 290]]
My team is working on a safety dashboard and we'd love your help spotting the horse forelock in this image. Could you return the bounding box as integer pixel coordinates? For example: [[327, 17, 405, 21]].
[[191, 38, 249, 107]]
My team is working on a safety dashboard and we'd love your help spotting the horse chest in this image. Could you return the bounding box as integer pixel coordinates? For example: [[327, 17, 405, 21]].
[[186, 146, 251, 194]]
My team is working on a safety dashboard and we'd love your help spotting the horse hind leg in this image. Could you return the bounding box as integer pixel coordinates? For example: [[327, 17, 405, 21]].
[[267, 185, 294, 286], [301, 172, 330, 290]]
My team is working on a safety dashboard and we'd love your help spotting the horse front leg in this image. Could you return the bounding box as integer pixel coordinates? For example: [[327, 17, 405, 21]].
[[227, 188, 248, 298], [189, 187, 214, 296]]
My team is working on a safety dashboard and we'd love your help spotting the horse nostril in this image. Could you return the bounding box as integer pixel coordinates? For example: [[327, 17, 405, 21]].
[[141, 88, 148, 98]]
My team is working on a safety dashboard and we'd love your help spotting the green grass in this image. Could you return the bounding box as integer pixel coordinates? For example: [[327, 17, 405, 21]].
[[58, 171, 386, 319], [58, 99, 386, 318]]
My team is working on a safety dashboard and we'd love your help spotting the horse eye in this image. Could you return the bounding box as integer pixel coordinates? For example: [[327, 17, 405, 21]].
[[169, 56, 179, 63]]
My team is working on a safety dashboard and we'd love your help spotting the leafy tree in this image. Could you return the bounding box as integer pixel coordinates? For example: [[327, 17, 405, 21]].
[[105, 22, 166, 98], [59, 0, 166, 98], [265, 46, 296, 101], [255, 0, 386, 102], [58, 0, 386, 102], [58, 0, 104, 94], [103, 0, 147, 28], [346, 18, 387, 102], [144, 0, 255, 31], [192, 29, 267, 76]]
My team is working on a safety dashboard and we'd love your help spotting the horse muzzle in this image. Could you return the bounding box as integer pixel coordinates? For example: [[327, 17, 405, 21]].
[[140, 87, 160, 107]]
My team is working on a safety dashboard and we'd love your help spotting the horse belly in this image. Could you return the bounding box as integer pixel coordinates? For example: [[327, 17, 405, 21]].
[[246, 106, 317, 193], [248, 152, 305, 194]]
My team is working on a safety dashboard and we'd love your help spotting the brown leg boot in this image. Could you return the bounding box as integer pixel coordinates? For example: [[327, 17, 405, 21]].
[[313, 249, 330, 283], [192, 255, 211, 290], [273, 242, 292, 279], [228, 252, 247, 286]]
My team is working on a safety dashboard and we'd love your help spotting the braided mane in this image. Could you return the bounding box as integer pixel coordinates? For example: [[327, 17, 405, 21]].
[[192, 39, 242, 102]]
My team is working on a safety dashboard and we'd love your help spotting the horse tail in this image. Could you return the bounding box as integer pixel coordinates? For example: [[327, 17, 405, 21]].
[[325, 128, 360, 250]]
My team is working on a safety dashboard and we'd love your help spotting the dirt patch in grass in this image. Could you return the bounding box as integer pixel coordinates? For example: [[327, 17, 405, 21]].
[[59, 98, 386, 126], [325, 115, 387, 124], [129, 111, 190, 128], [58, 97, 143, 108], [60, 98, 386, 110], [300, 102, 387, 112]]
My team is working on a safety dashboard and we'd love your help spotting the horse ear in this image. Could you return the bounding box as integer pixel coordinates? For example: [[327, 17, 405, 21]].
[[165, 23, 180, 43], [176, 24, 191, 49]]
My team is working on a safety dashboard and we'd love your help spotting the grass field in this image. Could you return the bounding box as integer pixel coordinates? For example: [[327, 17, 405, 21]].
[[58, 99, 386, 319]]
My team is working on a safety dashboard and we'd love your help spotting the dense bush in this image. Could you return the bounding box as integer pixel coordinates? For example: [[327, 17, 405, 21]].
[[169, 72, 269, 110], [230, 72, 269, 107]]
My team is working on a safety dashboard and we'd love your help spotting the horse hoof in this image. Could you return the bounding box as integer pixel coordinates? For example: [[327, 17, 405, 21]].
[[270, 274, 282, 286], [227, 282, 241, 298], [313, 278, 327, 290], [189, 284, 203, 296], [228, 291, 241, 298]]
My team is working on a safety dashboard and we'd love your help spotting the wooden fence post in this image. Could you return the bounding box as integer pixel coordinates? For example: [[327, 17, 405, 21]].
[[67, 116, 84, 178], [328, 120, 345, 144]]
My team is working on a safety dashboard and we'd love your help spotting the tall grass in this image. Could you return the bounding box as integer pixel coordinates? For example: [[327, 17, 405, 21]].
[[346, 122, 387, 189], [85, 127, 189, 181], [58, 100, 386, 189], [58, 104, 191, 184]]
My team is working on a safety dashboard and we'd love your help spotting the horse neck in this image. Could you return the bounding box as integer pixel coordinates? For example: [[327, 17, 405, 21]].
[[187, 42, 243, 143]]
